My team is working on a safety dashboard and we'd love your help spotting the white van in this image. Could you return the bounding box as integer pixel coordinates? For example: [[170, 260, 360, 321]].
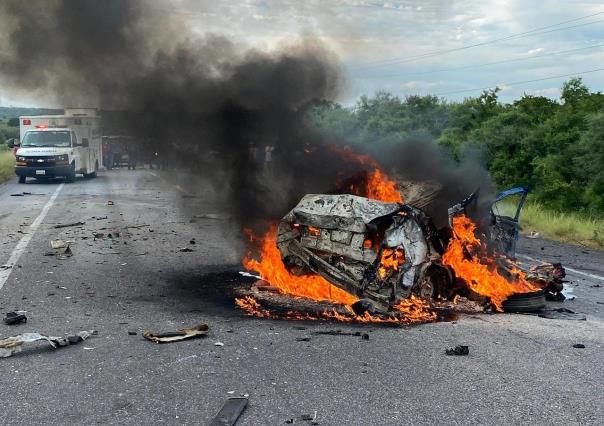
[[13, 108, 102, 183]]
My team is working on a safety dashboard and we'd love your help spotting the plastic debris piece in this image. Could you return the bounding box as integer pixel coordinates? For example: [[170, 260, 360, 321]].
[[573, 343, 586, 349], [238, 271, 261, 280], [54, 221, 85, 229], [0, 330, 96, 358], [209, 397, 248, 426], [445, 345, 469, 356], [50, 240, 67, 249], [142, 323, 209, 344], [4, 311, 27, 325], [214, 341, 224, 347]]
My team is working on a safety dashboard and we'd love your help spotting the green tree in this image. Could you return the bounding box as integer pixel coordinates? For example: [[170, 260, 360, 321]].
[[573, 113, 604, 211], [561, 77, 589, 107]]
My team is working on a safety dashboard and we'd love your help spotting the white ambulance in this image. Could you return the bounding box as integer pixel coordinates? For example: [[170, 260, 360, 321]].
[[13, 108, 103, 183]]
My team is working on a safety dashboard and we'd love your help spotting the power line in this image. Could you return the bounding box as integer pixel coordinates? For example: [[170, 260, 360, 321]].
[[432, 67, 604, 96], [352, 11, 604, 69], [361, 43, 604, 78]]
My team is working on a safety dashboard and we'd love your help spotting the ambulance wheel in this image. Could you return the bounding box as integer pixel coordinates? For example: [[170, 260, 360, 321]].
[[90, 161, 98, 178], [65, 164, 76, 183], [18, 175, 26, 184]]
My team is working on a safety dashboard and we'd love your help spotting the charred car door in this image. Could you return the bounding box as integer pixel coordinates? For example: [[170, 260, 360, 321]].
[[489, 187, 528, 258]]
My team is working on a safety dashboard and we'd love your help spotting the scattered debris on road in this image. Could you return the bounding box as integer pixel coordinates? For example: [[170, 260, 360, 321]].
[[125, 224, 150, 229], [300, 412, 319, 424], [311, 330, 370, 340], [573, 343, 586, 349], [53, 221, 85, 229], [4, 311, 27, 325], [526, 262, 566, 301], [238, 271, 261, 280], [0, 330, 96, 358], [10, 192, 42, 197], [445, 345, 469, 356], [50, 239, 68, 249], [178, 247, 194, 252], [142, 323, 208, 344], [538, 308, 587, 321], [107, 200, 114, 206], [0, 264, 12, 270], [214, 341, 224, 347], [209, 396, 248, 426], [194, 213, 228, 220]]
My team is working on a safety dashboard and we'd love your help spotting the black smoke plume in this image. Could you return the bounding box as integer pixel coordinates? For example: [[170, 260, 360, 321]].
[[0, 0, 495, 231]]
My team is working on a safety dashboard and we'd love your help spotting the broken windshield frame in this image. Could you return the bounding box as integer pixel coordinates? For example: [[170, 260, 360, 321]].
[[21, 130, 72, 148]]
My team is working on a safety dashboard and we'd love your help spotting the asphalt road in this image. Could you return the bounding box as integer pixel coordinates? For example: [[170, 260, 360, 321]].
[[0, 169, 602, 425]]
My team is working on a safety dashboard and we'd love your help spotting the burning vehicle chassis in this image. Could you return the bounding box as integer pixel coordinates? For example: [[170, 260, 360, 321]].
[[276, 194, 452, 314]]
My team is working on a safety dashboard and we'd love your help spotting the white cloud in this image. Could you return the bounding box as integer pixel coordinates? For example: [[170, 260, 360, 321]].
[[527, 47, 545, 55], [531, 87, 561, 98]]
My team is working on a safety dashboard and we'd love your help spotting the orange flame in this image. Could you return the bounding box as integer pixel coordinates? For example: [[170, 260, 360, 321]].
[[366, 169, 403, 203], [327, 145, 403, 203], [244, 225, 358, 305], [307, 226, 321, 237], [443, 215, 537, 310], [235, 294, 436, 324], [241, 226, 435, 324], [377, 248, 405, 279]]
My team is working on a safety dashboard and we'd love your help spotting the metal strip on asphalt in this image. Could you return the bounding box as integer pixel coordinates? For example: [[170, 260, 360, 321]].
[[518, 254, 604, 281], [0, 183, 64, 290]]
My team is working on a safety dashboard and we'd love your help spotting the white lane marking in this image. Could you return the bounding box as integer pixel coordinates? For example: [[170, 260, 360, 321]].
[[518, 254, 604, 281], [0, 183, 64, 291]]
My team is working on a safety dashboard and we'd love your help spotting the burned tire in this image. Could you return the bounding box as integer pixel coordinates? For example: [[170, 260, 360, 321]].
[[502, 290, 546, 313], [65, 164, 76, 183], [85, 160, 98, 178], [414, 264, 453, 299]]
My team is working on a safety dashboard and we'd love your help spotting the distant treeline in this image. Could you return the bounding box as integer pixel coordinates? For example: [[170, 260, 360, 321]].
[[0, 106, 61, 120], [310, 78, 604, 214], [0, 107, 62, 147]]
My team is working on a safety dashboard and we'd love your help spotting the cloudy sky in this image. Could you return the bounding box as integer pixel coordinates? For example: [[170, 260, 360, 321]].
[[173, 0, 604, 104], [2, 0, 603, 106]]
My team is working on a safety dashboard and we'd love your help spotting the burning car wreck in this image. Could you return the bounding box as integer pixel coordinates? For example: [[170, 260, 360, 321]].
[[276, 193, 452, 314], [238, 182, 566, 324]]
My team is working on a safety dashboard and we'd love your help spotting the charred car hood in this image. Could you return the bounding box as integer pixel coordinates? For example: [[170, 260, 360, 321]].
[[282, 194, 402, 233]]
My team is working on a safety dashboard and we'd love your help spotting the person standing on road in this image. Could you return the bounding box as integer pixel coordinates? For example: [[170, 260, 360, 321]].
[[264, 145, 275, 177], [127, 144, 138, 170], [110, 142, 122, 169], [102, 140, 110, 169]]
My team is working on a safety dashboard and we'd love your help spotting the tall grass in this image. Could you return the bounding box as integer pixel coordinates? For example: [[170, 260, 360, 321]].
[[520, 202, 604, 249], [0, 149, 15, 183]]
